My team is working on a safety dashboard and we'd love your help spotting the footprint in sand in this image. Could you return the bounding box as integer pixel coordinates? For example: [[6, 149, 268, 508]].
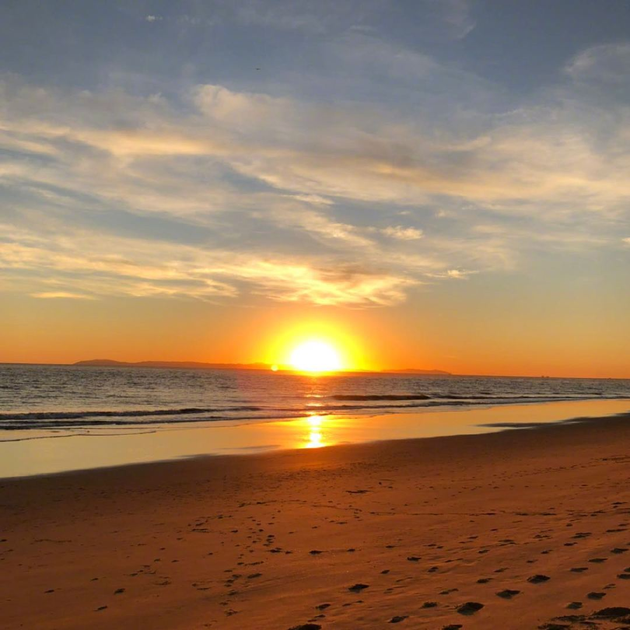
[[389, 616, 408, 623], [587, 592, 606, 600], [527, 574, 550, 584], [496, 589, 520, 599], [566, 602, 582, 609], [348, 583, 369, 593], [421, 601, 438, 609], [456, 602, 484, 615]]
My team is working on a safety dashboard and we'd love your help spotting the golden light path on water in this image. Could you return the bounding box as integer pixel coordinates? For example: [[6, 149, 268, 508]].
[[304, 415, 325, 449]]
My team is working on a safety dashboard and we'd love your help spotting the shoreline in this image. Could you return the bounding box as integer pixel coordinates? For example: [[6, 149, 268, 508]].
[[1, 398, 630, 479], [4, 404, 630, 483], [3, 408, 630, 628]]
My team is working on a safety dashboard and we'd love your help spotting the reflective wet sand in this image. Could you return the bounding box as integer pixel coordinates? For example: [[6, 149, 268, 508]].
[[1, 399, 629, 477]]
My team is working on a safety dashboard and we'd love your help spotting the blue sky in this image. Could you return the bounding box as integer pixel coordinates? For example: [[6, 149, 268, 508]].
[[2, 1, 630, 371]]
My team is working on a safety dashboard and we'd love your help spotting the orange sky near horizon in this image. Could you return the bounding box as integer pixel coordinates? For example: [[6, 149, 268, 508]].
[[4, 273, 630, 379]]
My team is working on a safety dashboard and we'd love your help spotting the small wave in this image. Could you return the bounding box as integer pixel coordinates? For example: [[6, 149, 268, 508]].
[[331, 393, 603, 403], [1, 395, 628, 431], [441, 393, 595, 401], [331, 394, 431, 401], [0, 406, 262, 421]]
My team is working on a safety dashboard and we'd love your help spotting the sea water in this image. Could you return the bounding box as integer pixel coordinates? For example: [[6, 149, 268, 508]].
[[2, 363, 630, 434]]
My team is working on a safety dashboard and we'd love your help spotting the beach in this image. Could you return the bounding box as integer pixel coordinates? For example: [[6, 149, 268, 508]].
[[3, 408, 630, 629], [6, 3, 630, 628]]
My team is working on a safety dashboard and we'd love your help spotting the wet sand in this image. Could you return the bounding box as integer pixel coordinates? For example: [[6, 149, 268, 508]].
[[4, 399, 630, 478], [2, 411, 630, 629]]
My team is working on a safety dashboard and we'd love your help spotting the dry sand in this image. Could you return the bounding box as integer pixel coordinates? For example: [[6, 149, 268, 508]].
[[2, 413, 630, 629]]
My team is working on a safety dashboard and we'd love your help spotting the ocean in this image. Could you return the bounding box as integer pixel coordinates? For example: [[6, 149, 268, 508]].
[[2, 363, 630, 435]]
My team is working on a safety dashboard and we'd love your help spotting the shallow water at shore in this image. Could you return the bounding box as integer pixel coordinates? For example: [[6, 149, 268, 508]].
[[2, 399, 629, 478]]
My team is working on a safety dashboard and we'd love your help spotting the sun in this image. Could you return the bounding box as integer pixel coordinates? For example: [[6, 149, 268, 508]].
[[289, 340, 342, 373]]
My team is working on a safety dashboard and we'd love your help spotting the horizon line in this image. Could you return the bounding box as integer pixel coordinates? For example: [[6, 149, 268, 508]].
[[1, 360, 628, 381]]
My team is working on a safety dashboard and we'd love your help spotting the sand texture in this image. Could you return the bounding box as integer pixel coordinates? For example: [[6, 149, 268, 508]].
[[2, 414, 630, 629]]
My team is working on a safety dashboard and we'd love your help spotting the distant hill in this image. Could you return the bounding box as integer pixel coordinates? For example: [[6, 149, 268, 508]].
[[73, 359, 272, 371], [382, 368, 452, 375], [72, 360, 452, 375]]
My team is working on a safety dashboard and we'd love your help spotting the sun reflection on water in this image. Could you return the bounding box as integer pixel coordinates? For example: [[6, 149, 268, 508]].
[[305, 414, 325, 449]]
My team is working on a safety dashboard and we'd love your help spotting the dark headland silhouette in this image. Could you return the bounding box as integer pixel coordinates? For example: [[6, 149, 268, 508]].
[[72, 359, 451, 375], [73, 359, 271, 371]]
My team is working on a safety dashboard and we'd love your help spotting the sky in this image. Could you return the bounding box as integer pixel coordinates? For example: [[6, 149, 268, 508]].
[[2, 0, 630, 376]]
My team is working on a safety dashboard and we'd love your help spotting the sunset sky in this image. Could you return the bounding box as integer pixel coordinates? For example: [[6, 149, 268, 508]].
[[2, 1, 630, 376]]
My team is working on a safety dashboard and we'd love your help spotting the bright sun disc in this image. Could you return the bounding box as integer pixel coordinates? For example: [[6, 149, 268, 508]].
[[289, 340, 342, 373]]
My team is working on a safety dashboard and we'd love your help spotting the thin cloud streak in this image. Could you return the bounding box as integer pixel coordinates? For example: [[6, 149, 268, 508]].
[[2, 33, 630, 307]]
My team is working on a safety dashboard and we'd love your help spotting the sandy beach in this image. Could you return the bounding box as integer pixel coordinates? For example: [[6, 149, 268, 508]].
[[6, 2, 630, 627], [3, 410, 630, 629]]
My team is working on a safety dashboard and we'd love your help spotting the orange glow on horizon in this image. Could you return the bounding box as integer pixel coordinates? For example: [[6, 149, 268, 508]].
[[7, 294, 630, 379]]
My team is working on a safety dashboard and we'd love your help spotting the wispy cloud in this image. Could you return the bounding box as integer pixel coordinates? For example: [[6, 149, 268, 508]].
[[2, 27, 630, 309], [382, 226, 424, 240], [565, 43, 630, 85], [432, 0, 476, 39], [0, 225, 414, 306], [31, 291, 97, 300]]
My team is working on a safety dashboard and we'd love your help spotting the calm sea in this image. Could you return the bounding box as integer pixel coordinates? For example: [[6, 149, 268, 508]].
[[2, 364, 630, 434]]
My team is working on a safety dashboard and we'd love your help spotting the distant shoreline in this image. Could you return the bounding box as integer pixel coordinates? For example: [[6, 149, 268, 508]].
[[3, 359, 453, 376], [74, 359, 452, 376], [3, 361, 630, 379]]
